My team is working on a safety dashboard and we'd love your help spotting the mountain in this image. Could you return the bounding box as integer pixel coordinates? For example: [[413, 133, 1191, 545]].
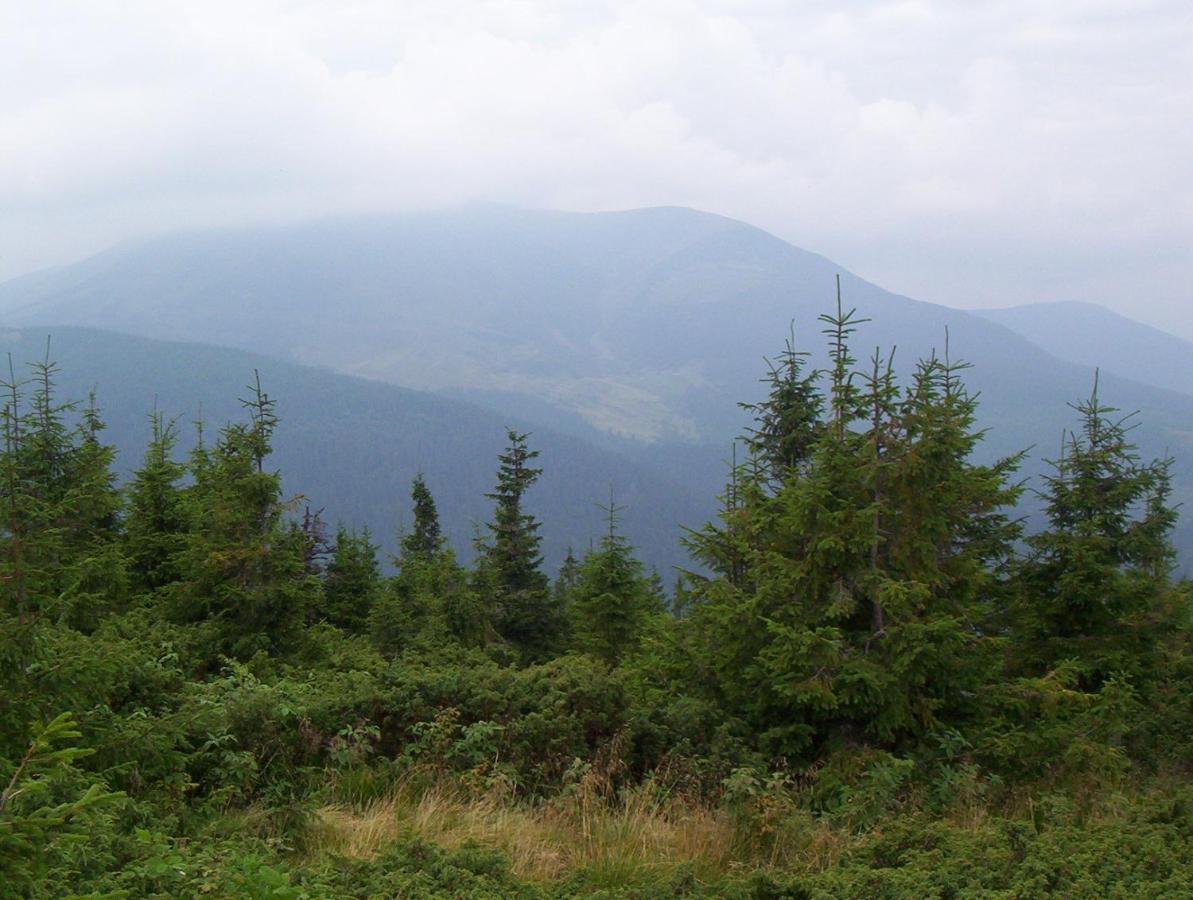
[[0, 326, 714, 577], [0, 205, 1025, 442], [1, 206, 1191, 563], [975, 301, 1193, 398]]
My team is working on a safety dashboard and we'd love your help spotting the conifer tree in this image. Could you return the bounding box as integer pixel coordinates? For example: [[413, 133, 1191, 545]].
[[0, 350, 126, 630], [682, 443, 756, 589], [299, 505, 332, 576], [0, 712, 117, 892], [400, 473, 443, 561], [54, 389, 126, 631], [1012, 374, 1186, 688], [475, 430, 560, 660], [169, 374, 315, 660], [570, 496, 662, 664], [686, 299, 1023, 757], [647, 567, 667, 607], [0, 358, 31, 626], [373, 474, 477, 652], [323, 525, 380, 631], [738, 324, 824, 489], [124, 410, 187, 593], [553, 546, 580, 603]]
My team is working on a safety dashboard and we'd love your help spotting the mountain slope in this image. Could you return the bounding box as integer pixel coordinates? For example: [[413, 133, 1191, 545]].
[[0, 205, 1014, 441], [0, 326, 714, 576], [0, 206, 1190, 562], [975, 301, 1193, 398]]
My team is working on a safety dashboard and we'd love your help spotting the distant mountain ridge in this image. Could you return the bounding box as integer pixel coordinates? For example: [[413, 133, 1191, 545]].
[[1, 206, 1191, 564], [976, 301, 1193, 399]]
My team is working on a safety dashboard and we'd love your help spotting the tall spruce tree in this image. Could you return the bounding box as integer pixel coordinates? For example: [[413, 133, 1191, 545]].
[[57, 391, 126, 632], [686, 299, 1022, 758], [0, 351, 126, 631], [374, 474, 476, 652], [738, 324, 825, 490], [400, 473, 443, 561], [475, 430, 560, 660], [553, 546, 580, 604], [299, 505, 332, 576]]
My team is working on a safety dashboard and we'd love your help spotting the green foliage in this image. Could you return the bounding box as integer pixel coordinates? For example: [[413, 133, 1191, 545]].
[[370, 475, 483, 653], [374, 547, 478, 654], [401, 472, 444, 561], [0, 352, 126, 630], [738, 323, 825, 488], [168, 374, 319, 662], [124, 410, 188, 594], [475, 430, 563, 661], [0, 712, 119, 893], [323, 526, 381, 631], [0, 313, 1190, 897], [1011, 374, 1187, 689], [568, 499, 664, 664], [686, 300, 1024, 759], [312, 838, 538, 899]]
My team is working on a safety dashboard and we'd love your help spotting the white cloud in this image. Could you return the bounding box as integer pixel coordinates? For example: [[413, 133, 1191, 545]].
[[1, 0, 1190, 334]]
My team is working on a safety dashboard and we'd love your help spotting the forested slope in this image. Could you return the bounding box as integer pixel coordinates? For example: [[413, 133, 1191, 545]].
[[0, 326, 712, 576], [3, 206, 1192, 562]]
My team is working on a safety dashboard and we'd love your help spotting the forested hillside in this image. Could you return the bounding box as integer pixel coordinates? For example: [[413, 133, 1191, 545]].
[[3, 303, 1191, 897], [0, 326, 712, 577], [3, 207, 1192, 565]]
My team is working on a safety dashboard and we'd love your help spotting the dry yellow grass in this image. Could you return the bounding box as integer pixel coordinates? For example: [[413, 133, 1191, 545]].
[[308, 774, 846, 883], [313, 781, 723, 881]]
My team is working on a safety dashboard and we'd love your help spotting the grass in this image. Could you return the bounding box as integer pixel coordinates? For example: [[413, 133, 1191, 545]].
[[307, 772, 847, 886], [225, 765, 1193, 896]]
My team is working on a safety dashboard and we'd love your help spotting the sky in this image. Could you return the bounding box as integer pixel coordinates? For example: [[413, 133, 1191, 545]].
[[2, 1, 1191, 336]]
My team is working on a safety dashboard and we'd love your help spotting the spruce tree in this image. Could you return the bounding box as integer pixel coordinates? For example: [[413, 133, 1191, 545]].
[[570, 497, 662, 664], [55, 389, 126, 631], [475, 430, 560, 660], [323, 525, 381, 631], [400, 473, 442, 561], [553, 546, 580, 603], [738, 323, 824, 489], [299, 505, 332, 576], [686, 300, 1022, 757], [124, 410, 187, 593], [0, 351, 126, 630], [169, 374, 316, 661], [374, 474, 477, 652], [1012, 374, 1186, 688]]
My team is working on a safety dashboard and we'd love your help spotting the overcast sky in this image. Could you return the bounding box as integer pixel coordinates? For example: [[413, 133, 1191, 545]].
[[2, 1, 1190, 335]]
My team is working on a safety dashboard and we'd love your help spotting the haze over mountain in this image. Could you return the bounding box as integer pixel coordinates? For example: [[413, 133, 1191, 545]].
[[976, 301, 1193, 399], [1, 206, 1191, 562], [0, 326, 711, 577]]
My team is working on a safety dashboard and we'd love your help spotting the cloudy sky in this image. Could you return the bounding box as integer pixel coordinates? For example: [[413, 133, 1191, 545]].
[[2, 1, 1191, 335]]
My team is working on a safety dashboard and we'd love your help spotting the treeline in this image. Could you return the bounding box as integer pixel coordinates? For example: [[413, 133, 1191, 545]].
[[1, 301, 1192, 897]]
